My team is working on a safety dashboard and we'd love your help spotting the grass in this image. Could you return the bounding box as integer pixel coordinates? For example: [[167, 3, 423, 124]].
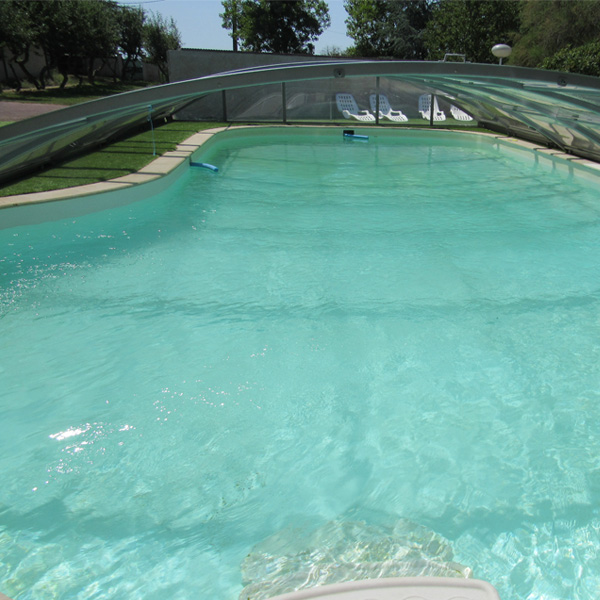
[[0, 80, 152, 105], [0, 122, 12, 127], [0, 121, 227, 197]]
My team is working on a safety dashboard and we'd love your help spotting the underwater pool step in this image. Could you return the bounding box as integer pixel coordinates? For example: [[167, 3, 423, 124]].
[[265, 577, 500, 600]]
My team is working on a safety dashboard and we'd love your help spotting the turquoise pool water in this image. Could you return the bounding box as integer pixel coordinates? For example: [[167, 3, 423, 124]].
[[1, 129, 600, 600]]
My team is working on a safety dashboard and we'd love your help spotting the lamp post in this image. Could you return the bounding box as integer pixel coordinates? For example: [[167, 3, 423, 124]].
[[492, 44, 512, 65]]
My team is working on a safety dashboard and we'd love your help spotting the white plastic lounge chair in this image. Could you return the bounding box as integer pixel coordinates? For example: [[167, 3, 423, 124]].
[[336, 93, 375, 122], [369, 94, 408, 122], [450, 105, 474, 121], [418, 94, 446, 121]]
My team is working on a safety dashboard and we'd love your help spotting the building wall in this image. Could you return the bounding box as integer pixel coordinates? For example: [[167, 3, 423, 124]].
[[1, 48, 46, 85], [167, 48, 333, 83], [1, 49, 159, 85]]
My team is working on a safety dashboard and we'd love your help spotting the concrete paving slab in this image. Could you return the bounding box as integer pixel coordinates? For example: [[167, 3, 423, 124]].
[[0, 181, 130, 208], [138, 155, 187, 175], [110, 173, 161, 185], [176, 132, 215, 147]]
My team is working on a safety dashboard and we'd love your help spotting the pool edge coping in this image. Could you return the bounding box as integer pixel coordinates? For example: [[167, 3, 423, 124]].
[[1, 125, 599, 210]]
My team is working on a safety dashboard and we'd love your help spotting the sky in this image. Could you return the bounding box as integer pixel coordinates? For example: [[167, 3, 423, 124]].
[[118, 0, 353, 54]]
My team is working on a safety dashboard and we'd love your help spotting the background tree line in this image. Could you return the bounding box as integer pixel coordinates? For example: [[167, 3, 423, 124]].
[[221, 0, 600, 77], [220, 0, 331, 54], [0, 0, 181, 91], [2, 0, 598, 93], [345, 0, 600, 75]]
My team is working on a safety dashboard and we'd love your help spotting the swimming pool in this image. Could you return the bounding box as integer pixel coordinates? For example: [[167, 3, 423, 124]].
[[1, 128, 600, 600]]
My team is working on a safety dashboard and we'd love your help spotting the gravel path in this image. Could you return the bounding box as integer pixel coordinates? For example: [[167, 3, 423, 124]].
[[0, 101, 69, 122]]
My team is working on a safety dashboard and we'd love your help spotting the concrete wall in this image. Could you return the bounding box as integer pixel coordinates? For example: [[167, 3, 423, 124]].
[[167, 48, 336, 83], [0, 48, 46, 85], [1, 48, 159, 85]]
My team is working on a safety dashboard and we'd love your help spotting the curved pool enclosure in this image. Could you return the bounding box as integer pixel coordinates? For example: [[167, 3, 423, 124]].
[[2, 125, 600, 600], [2, 59, 600, 187]]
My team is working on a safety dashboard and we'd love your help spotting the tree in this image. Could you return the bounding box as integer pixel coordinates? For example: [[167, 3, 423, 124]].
[[423, 0, 520, 63], [220, 0, 243, 51], [541, 41, 600, 78], [511, 0, 600, 67], [33, 0, 121, 88], [143, 12, 182, 81], [32, 0, 85, 88], [0, 0, 40, 90], [221, 0, 331, 55], [76, 0, 121, 83], [344, 0, 432, 59], [119, 5, 146, 79], [321, 45, 350, 57], [0, 0, 184, 90]]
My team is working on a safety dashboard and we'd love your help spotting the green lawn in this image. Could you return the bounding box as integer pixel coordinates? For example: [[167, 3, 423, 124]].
[[0, 121, 227, 197]]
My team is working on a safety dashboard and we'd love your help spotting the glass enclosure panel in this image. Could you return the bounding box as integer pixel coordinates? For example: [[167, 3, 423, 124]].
[[285, 76, 380, 124], [381, 77, 476, 127], [378, 78, 427, 124], [227, 83, 283, 122], [169, 76, 476, 128], [283, 79, 337, 122], [174, 93, 225, 122]]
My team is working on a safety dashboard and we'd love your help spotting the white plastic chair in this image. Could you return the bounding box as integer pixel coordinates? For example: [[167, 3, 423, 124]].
[[335, 93, 375, 122], [369, 94, 408, 122], [450, 105, 474, 121], [418, 94, 446, 121]]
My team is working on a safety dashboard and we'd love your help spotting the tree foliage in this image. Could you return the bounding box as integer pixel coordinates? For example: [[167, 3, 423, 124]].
[[423, 0, 520, 63], [511, 0, 600, 68], [220, 0, 331, 55], [541, 41, 600, 78], [28, 0, 122, 88], [143, 12, 181, 80], [119, 5, 146, 80], [0, 0, 40, 89], [0, 0, 181, 91], [342, 0, 600, 74], [220, 0, 243, 51], [344, 0, 432, 59]]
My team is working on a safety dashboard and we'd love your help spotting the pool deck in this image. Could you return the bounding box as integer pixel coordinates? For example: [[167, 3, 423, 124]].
[[1, 126, 600, 211]]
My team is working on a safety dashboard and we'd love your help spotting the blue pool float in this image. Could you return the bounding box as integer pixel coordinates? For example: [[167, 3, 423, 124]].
[[343, 132, 369, 141], [190, 161, 219, 172]]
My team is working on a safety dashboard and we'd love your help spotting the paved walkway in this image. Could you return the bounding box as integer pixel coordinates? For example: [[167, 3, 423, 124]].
[[0, 101, 69, 121]]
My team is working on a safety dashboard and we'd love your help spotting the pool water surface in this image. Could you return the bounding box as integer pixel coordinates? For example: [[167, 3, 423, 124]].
[[1, 129, 600, 599]]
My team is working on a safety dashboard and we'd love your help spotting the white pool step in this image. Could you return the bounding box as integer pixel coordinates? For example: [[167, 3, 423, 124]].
[[266, 577, 500, 600]]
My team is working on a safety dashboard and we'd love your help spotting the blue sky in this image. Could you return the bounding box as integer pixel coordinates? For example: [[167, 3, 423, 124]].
[[119, 0, 353, 54]]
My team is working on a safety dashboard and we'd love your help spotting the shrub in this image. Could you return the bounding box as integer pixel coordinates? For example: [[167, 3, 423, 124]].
[[541, 41, 600, 77]]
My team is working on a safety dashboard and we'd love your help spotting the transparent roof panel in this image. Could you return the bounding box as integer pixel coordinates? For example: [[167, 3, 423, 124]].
[[1, 60, 600, 186]]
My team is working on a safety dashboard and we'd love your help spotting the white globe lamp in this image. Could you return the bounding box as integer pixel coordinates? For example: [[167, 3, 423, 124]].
[[492, 44, 512, 65]]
